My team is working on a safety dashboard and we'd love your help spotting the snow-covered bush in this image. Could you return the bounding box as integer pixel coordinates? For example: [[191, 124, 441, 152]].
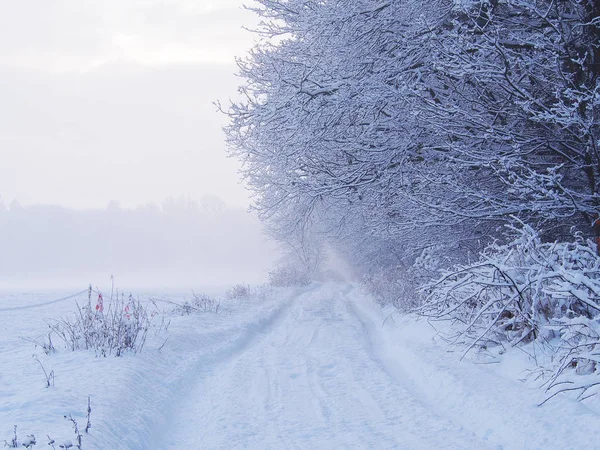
[[268, 264, 311, 287], [420, 224, 600, 401], [541, 317, 600, 403], [173, 292, 222, 315], [363, 246, 448, 310], [363, 268, 421, 311], [226, 284, 251, 300], [46, 288, 158, 357]]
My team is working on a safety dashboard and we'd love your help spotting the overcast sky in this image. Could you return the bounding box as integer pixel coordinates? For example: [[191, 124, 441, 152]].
[[0, 0, 258, 210]]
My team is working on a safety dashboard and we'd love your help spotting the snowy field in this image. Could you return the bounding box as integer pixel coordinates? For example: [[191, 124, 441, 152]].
[[1, 283, 599, 449]]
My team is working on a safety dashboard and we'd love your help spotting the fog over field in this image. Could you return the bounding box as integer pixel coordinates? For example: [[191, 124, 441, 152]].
[[0, 1, 277, 290], [0, 196, 278, 290]]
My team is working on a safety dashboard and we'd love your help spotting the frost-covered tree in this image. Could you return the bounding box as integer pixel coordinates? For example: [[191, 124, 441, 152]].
[[416, 0, 600, 242], [225, 0, 470, 265], [224, 0, 599, 275]]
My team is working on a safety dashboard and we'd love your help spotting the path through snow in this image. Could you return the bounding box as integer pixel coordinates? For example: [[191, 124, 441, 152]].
[[158, 284, 492, 449], [2, 284, 599, 449]]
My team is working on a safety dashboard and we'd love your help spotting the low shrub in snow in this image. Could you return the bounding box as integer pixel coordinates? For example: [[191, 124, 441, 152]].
[[268, 264, 311, 287], [363, 267, 422, 311], [172, 291, 223, 315], [46, 287, 158, 357], [419, 223, 600, 402], [363, 246, 447, 310], [226, 284, 251, 300], [540, 316, 600, 404]]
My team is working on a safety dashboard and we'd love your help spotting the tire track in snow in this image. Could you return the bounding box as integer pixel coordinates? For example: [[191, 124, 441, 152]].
[[161, 283, 494, 449], [347, 289, 600, 449], [151, 283, 321, 447]]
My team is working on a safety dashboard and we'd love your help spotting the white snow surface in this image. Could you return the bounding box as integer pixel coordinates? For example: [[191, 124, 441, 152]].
[[1, 283, 599, 449]]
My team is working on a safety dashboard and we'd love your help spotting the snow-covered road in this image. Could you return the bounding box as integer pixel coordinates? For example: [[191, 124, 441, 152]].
[[3, 284, 599, 449], [159, 284, 491, 449]]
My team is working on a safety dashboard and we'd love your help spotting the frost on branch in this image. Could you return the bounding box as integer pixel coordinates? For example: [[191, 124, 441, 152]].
[[420, 223, 600, 401]]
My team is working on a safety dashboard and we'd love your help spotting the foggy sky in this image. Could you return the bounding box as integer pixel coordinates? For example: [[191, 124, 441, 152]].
[[0, 1, 281, 289], [0, 0, 257, 210]]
